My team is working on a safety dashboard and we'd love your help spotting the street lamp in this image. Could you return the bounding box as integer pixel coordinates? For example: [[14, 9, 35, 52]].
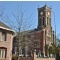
[[51, 11, 56, 46]]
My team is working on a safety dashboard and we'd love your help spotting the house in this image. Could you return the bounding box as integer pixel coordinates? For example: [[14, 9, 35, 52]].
[[0, 21, 15, 60], [12, 5, 55, 60]]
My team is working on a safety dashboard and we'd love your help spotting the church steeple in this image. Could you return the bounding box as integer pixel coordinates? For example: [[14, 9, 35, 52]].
[[37, 5, 51, 30]]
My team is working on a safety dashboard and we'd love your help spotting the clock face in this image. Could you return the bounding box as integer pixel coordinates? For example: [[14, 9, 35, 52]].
[[48, 12, 50, 15], [40, 11, 43, 15]]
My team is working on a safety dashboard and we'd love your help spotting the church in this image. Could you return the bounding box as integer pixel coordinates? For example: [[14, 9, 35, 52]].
[[12, 5, 54, 58]]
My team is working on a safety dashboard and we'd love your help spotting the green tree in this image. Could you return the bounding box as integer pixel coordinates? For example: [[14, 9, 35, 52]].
[[45, 44, 56, 57]]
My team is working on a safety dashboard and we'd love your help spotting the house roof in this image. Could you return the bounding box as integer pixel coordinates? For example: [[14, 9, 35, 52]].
[[0, 21, 15, 33], [0, 21, 11, 29]]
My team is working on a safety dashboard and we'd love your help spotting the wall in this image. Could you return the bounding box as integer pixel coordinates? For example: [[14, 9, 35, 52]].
[[17, 52, 55, 60], [34, 52, 55, 60], [0, 31, 14, 60], [19, 57, 33, 60], [34, 58, 55, 60]]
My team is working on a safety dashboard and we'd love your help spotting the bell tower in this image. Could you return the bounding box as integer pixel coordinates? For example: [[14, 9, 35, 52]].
[[38, 5, 51, 30]]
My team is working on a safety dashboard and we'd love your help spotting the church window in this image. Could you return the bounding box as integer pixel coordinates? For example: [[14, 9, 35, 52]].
[[39, 17, 41, 26], [47, 17, 48, 25], [49, 18, 50, 25], [42, 17, 44, 25]]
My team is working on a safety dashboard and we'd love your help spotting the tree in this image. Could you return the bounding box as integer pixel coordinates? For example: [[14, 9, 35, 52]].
[[9, 4, 35, 58], [45, 44, 49, 56], [56, 36, 60, 46], [45, 43, 56, 57], [0, 5, 5, 21], [45, 43, 60, 58], [0, 3, 35, 58], [48, 45, 55, 57]]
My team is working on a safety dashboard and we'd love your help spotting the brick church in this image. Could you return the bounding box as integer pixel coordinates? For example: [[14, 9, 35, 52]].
[[13, 5, 54, 58]]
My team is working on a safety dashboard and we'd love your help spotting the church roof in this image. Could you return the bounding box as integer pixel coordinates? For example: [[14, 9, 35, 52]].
[[18, 28, 44, 36], [38, 4, 51, 10]]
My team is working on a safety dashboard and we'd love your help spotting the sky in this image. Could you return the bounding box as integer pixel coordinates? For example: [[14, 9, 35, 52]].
[[0, 1, 60, 36]]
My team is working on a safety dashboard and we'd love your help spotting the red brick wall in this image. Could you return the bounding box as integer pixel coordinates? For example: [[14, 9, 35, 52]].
[[18, 57, 33, 60], [34, 58, 55, 60], [0, 31, 14, 60], [34, 31, 43, 51]]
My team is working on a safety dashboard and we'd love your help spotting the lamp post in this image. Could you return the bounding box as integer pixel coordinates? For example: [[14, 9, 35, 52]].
[[51, 10, 57, 58], [52, 11, 56, 46]]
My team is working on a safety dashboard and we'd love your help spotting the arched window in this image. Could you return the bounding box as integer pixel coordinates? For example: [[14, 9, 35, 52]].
[[47, 17, 48, 25], [39, 17, 41, 26], [42, 17, 44, 25]]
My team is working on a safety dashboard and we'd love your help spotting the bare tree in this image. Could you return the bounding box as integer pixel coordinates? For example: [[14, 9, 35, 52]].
[[0, 3, 35, 59], [8, 4, 35, 58], [0, 5, 5, 21]]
